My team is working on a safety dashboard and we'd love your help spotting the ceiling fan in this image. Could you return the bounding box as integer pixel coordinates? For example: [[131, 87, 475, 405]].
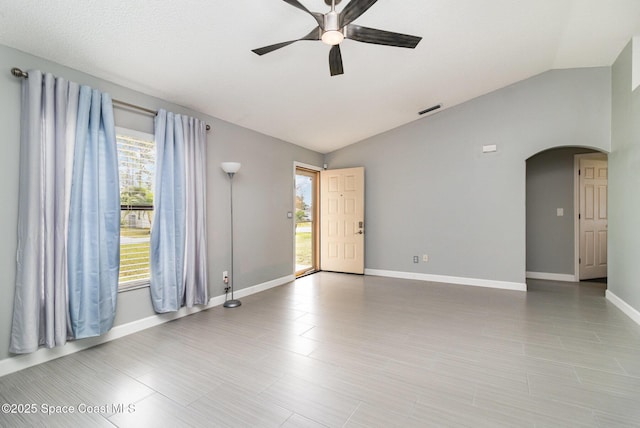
[[252, 0, 422, 76]]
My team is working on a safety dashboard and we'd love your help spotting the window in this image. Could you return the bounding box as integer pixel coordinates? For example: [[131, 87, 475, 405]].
[[116, 127, 155, 289]]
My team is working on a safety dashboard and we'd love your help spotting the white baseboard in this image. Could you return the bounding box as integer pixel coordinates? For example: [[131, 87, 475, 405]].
[[233, 274, 295, 299], [0, 274, 294, 378], [364, 269, 526, 291], [526, 271, 577, 282], [606, 290, 640, 326]]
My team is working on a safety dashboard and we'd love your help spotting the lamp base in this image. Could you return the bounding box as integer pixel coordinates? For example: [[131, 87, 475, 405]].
[[223, 299, 242, 308]]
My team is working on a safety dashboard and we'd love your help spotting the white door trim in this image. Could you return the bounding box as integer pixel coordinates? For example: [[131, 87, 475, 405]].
[[573, 153, 607, 282], [293, 161, 323, 172], [293, 162, 323, 275], [290, 161, 322, 276]]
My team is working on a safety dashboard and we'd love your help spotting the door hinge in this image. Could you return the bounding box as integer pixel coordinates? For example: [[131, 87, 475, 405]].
[[579, 258, 581, 264], [578, 169, 581, 176], [578, 213, 581, 219]]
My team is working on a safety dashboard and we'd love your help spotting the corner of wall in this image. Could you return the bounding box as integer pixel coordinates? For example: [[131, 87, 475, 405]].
[[633, 36, 640, 92], [606, 290, 640, 327], [609, 37, 640, 320]]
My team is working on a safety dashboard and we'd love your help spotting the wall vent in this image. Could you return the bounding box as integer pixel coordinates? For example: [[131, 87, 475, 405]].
[[418, 104, 442, 115]]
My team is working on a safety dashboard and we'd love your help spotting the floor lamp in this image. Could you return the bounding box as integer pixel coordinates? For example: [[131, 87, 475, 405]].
[[222, 162, 242, 308]]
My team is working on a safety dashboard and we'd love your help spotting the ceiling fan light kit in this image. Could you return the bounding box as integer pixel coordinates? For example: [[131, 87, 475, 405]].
[[322, 30, 344, 45], [252, 0, 422, 76]]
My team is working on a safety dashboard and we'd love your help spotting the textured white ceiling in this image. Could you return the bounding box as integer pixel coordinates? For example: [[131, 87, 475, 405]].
[[1, 0, 639, 153]]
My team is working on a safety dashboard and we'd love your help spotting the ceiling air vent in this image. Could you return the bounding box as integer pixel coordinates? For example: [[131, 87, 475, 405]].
[[418, 104, 442, 115]]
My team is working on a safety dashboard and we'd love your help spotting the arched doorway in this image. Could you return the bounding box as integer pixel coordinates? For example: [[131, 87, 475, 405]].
[[525, 147, 608, 284]]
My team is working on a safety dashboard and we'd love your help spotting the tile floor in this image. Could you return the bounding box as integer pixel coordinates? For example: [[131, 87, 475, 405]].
[[1, 273, 639, 427]]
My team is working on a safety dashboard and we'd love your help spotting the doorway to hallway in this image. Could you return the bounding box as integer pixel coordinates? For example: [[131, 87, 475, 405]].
[[525, 147, 608, 284]]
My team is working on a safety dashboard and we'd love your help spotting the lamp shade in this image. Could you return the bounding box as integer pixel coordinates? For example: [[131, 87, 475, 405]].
[[221, 162, 241, 174]]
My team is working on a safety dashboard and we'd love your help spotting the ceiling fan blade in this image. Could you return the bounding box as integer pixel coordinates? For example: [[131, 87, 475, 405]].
[[329, 44, 344, 76], [282, 0, 324, 28], [252, 27, 321, 56], [345, 24, 422, 48], [339, 0, 378, 27], [252, 41, 298, 56]]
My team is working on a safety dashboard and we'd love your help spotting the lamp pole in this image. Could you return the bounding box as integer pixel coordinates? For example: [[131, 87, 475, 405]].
[[221, 162, 241, 308]]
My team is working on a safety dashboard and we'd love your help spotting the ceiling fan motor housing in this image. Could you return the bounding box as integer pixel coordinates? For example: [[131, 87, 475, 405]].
[[322, 10, 344, 45], [324, 10, 341, 32]]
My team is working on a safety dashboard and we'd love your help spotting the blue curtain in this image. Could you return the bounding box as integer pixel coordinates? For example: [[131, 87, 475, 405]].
[[150, 110, 186, 312], [67, 86, 120, 338], [150, 110, 208, 312], [11, 71, 120, 352]]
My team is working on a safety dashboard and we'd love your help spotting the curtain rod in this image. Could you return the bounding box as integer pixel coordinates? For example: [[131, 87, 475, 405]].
[[11, 67, 211, 131]]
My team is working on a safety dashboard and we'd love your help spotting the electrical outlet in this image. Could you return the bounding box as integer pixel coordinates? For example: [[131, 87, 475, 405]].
[[423, 254, 429, 262], [223, 271, 229, 283], [413, 256, 419, 263]]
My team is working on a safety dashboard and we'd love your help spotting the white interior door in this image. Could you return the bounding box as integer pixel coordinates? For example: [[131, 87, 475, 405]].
[[320, 167, 365, 274], [579, 157, 608, 280]]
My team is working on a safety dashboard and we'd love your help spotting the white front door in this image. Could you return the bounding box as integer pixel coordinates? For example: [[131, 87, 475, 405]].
[[579, 157, 608, 280], [320, 167, 365, 274]]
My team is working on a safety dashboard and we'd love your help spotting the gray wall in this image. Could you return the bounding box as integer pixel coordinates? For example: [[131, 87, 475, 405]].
[[0, 44, 323, 360], [526, 148, 598, 275], [609, 41, 640, 312], [325, 68, 611, 285]]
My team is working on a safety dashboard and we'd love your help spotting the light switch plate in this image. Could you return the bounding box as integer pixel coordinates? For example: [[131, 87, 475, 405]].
[[557, 208, 564, 217]]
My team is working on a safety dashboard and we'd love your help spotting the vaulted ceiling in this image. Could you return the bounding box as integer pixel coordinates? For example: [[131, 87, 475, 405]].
[[1, 0, 639, 153]]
